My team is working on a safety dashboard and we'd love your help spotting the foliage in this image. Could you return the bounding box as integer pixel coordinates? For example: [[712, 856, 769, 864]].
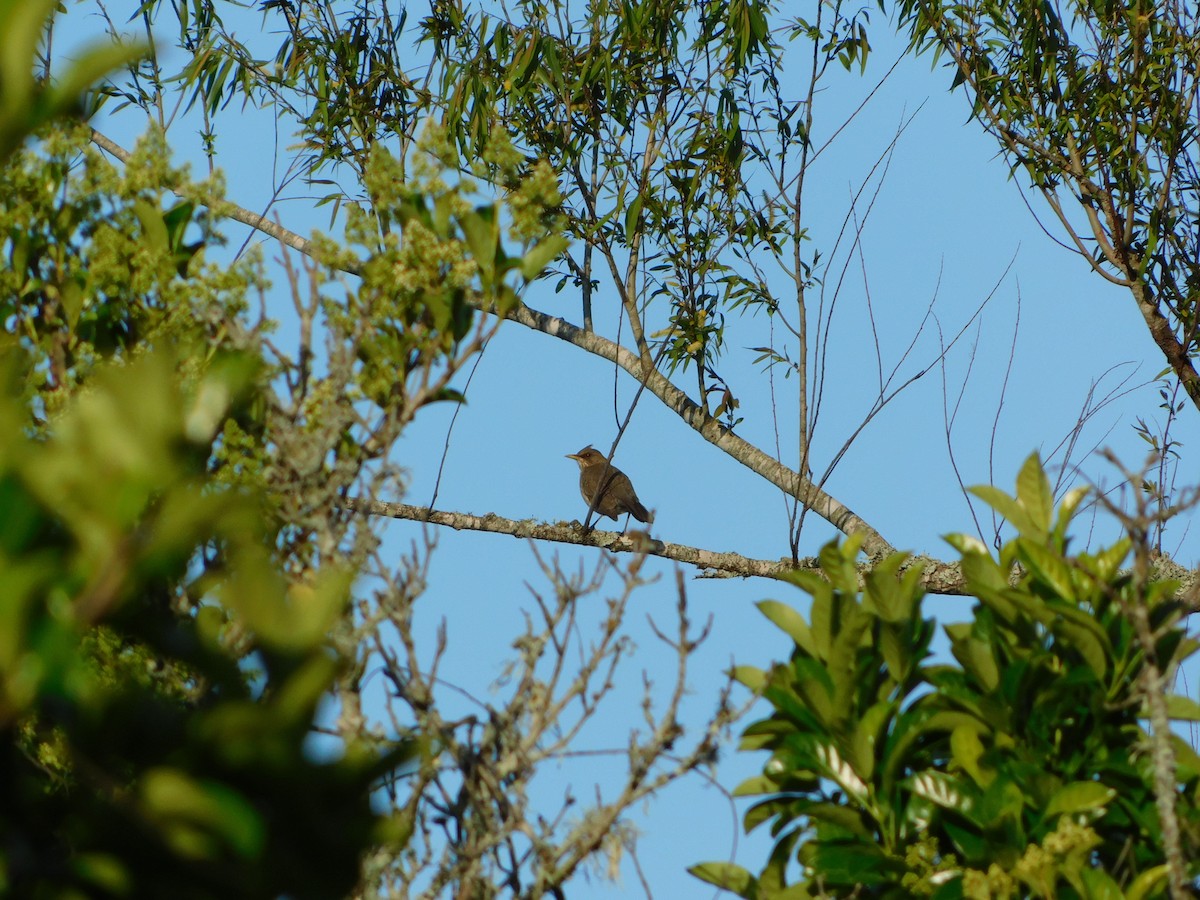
[[4, 3, 732, 897], [891, 0, 1200, 411], [120, 0, 878, 436], [694, 454, 1200, 897], [1, 123, 243, 413], [420, 0, 872, 407], [0, 8, 425, 884], [1, 3, 526, 896], [0, 344, 419, 898], [0, 0, 144, 159], [13, 0, 1200, 897]]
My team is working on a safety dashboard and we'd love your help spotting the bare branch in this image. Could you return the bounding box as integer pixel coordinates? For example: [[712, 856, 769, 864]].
[[343, 496, 964, 596]]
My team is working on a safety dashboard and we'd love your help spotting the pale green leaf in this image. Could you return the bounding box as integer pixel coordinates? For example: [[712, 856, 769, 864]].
[[1044, 781, 1115, 818], [1125, 865, 1169, 900], [1015, 452, 1053, 533], [687, 862, 755, 897], [757, 599, 818, 657], [519, 233, 569, 280], [1166, 693, 1200, 721]]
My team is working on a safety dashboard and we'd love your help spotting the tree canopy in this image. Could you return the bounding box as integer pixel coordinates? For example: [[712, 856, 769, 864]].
[[3, 0, 1200, 896]]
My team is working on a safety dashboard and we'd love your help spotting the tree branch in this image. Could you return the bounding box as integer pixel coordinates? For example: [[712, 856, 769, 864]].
[[89, 127, 897, 559], [502, 302, 897, 557], [343, 496, 966, 593], [90, 129, 316, 257], [345, 496, 1200, 605]]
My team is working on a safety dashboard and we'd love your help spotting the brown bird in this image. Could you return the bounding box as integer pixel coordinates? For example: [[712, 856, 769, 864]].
[[566, 446, 653, 525]]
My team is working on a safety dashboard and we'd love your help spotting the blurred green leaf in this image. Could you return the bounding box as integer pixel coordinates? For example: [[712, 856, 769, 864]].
[[140, 768, 265, 859], [520, 233, 569, 280], [687, 861, 755, 897], [757, 599, 818, 657], [1044, 782, 1116, 820]]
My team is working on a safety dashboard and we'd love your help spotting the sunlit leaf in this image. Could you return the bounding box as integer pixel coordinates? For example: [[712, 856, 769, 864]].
[[757, 599, 818, 657], [1044, 782, 1115, 819]]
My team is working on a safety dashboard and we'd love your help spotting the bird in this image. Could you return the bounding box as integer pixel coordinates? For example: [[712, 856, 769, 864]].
[[565, 446, 653, 525]]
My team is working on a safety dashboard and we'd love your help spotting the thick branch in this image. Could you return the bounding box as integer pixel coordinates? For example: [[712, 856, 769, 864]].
[[347, 498, 1200, 606], [1131, 281, 1200, 410], [344, 497, 961, 592], [503, 303, 897, 557]]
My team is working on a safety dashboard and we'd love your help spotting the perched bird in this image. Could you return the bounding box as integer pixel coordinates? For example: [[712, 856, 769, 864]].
[[566, 446, 653, 525]]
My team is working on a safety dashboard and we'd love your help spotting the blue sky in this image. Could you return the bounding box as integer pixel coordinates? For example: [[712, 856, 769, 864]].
[[66, 0, 1199, 894]]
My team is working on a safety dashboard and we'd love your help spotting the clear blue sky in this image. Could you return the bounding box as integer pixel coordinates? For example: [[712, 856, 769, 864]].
[[68, 1, 1200, 894]]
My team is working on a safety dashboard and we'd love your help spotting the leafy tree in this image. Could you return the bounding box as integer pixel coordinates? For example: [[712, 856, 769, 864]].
[[0, 3, 434, 895], [6, 1, 729, 895], [4, 0, 1200, 897], [1, 2, 550, 895], [0, 345, 415, 899], [892, 0, 1200, 412], [694, 455, 1200, 897]]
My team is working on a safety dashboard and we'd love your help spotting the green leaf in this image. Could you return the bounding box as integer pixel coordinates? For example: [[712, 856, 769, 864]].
[[742, 794, 801, 831], [821, 533, 865, 589], [1046, 606, 1110, 679], [1053, 485, 1089, 544], [1166, 693, 1200, 721], [1078, 869, 1124, 900], [50, 39, 150, 113], [863, 553, 921, 623], [882, 709, 989, 787], [878, 623, 914, 684], [950, 723, 990, 787], [140, 768, 264, 859], [1043, 782, 1116, 819], [757, 599, 818, 657], [1017, 539, 1074, 599], [459, 205, 499, 287], [1014, 452, 1053, 534], [731, 664, 767, 691], [59, 277, 84, 329], [943, 531, 992, 560], [1125, 865, 1170, 900], [1170, 733, 1200, 781], [907, 770, 976, 817], [280, 566, 354, 650], [428, 387, 467, 404], [732, 774, 780, 797], [623, 192, 644, 244], [788, 657, 836, 726], [800, 800, 873, 838], [162, 200, 196, 248], [850, 701, 893, 781], [975, 776, 1024, 828], [947, 629, 1001, 692], [1087, 538, 1131, 580], [133, 199, 170, 252], [70, 853, 131, 895], [519, 233, 569, 280], [969, 484, 1041, 538], [827, 600, 871, 719], [812, 741, 869, 804], [687, 862, 756, 897], [942, 817, 988, 861], [799, 839, 893, 886], [273, 653, 341, 722]]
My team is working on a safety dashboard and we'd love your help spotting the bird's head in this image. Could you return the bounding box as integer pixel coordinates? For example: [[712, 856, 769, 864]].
[[566, 446, 606, 468]]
